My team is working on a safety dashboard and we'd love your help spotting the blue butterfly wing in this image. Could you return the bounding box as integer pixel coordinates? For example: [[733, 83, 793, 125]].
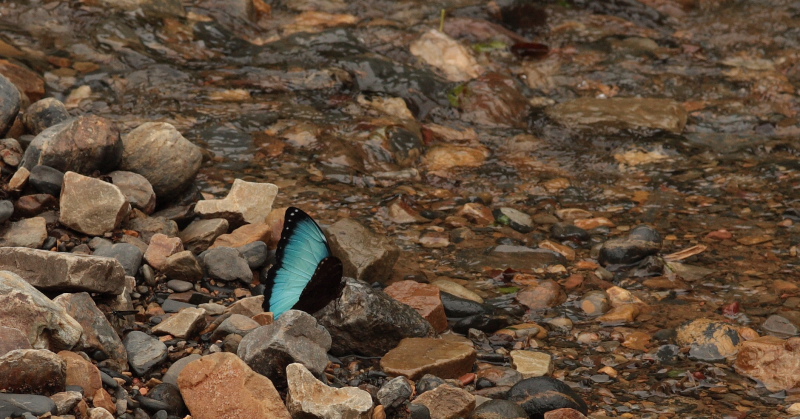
[[263, 207, 342, 318]]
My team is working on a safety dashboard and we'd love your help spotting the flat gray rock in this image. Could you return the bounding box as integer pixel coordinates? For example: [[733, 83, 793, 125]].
[[123, 331, 168, 376]]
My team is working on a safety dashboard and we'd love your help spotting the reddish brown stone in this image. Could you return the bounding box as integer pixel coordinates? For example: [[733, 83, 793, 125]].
[[0, 326, 31, 356], [516, 280, 566, 310], [210, 223, 271, 249], [14, 194, 57, 217], [59, 351, 103, 396], [384, 280, 448, 333], [0, 58, 45, 102], [380, 338, 476, 381], [92, 388, 116, 414], [144, 233, 184, 271], [735, 336, 800, 391], [544, 408, 588, 419], [0, 349, 66, 395]]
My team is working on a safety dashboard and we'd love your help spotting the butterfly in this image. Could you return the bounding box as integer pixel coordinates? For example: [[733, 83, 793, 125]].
[[262, 207, 344, 318]]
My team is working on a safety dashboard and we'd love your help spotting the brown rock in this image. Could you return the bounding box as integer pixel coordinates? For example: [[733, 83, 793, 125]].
[[252, 312, 274, 326], [510, 350, 553, 378], [59, 172, 130, 235], [573, 217, 614, 230], [211, 223, 271, 249], [544, 408, 588, 419], [411, 384, 475, 419], [597, 304, 640, 323], [227, 295, 265, 318], [384, 280, 448, 333], [92, 388, 116, 414], [516, 280, 566, 310], [14, 194, 57, 217], [26, 115, 122, 174], [734, 336, 800, 391], [456, 202, 494, 225], [424, 145, 490, 172], [88, 406, 114, 419], [327, 218, 399, 283], [538, 240, 575, 261], [0, 326, 31, 356], [108, 170, 156, 214], [7, 166, 29, 190], [58, 351, 102, 396], [0, 349, 66, 395], [178, 218, 230, 254], [546, 97, 688, 133], [0, 216, 47, 248], [178, 352, 291, 419], [460, 73, 530, 128], [380, 337, 476, 380], [162, 250, 204, 282], [144, 233, 184, 271]]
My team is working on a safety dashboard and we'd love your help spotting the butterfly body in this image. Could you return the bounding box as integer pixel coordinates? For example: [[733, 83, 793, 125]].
[[262, 207, 344, 318]]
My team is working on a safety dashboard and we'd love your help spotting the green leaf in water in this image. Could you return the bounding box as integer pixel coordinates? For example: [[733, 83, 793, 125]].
[[667, 369, 686, 378], [472, 40, 508, 53], [447, 84, 466, 107], [498, 286, 519, 294]]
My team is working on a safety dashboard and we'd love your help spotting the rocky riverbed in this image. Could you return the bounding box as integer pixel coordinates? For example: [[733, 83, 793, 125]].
[[1, 0, 800, 418]]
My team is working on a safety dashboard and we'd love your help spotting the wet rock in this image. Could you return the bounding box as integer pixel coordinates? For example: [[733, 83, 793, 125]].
[[410, 29, 482, 82], [381, 337, 476, 380], [762, 314, 799, 338], [210, 222, 271, 249], [0, 74, 20, 137], [53, 292, 128, 371], [109, 170, 157, 214], [50, 390, 82, 415], [163, 354, 201, 386], [211, 314, 260, 340], [202, 246, 252, 282], [0, 271, 83, 350], [0, 349, 66, 395], [0, 216, 47, 248], [385, 280, 448, 333], [477, 366, 523, 387], [287, 362, 373, 418], [510, 350, 554, 378], [378, 376, 413, 409], [120, 122, 203, 199], [735, 336, 800, 392], [508, 377, 588, 419], [179, 352, 290, 418], [147, 383, 186, 415], [452, 314, 512, 334], [178, 218, 230, 254], [411, 384, 475, 419], [58, 350, 102, 396], [459, 73, 530, 128], [517, 280, 566, 311], [494, 207, 534, 233], [29, 165, 64, 196], [460, 245, 566, 272], [550, 223, 590, 243], [543, 408, 588, 419], [152, 307, 206, 339], [237, 241, 268, 269], [21, 115, 122, 174], [143, 233, 184, 271], [195, 179, 278, 225], [676, 318, 742, 362], [0, 200, 12, 223], [93, 242, 143, 277], [162, 251, 204, 282], [598, 225, 662, 266], [0, 393, 57, 418], [327, 218, 399, 283], [60, 172, 130, 235], [597, 304, 640, 324], [315, 277, 436, 356], [579, 290, 610, 316], [123, 331, 168, 376], [22, 98, 70, 135], [0, 247, 127, 294], [424, 144, 490, 173], [469, 399, 528, 419], [547, 98, 688, 133], [432, 280, 484, 304], [238, 310, 331, 384], [441, 292, 486, 318]]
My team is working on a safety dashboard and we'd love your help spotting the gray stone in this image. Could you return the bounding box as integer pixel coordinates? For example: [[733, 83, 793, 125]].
[[60, 171, 130, 235], [470, 399, 528, 419], [0, 200, 13, 223], [151, 307, 206, 339], [0, 247, 127, 294], [315, 277, 436, 356], [286, 363, 373, 419], [53, 292, 128, 371], [237, 240, 268, 269], [93, 242, 144, 277], [162, 251, 204, 282], [327, 218, 399, 283], [120, 122, 202, 199], [202, 246, 252, 283], [377, 376, 413, 409], [237, 310, 331, 384], [763, 314, 799, 338], [211, 314, 260, 340], [162, 299, 196, 313], [21, 97, 70, 135], [178, 218, 229, 254], [0, 271, 83, 350], [29, 165, 64, 196], [109, 170, 157, 214], [123, 331, 168, 376], [20, 115, 122, 174], [546, 97, 688, 133], [0, 216, 47, 248], [0, 74, 20, 137], [124, 211, 180, 243], [162, 353, 201, 386], [166, 279, 194, 292], [50, 391, 83, 415], [194, 179, 279, 225], [0, 393, 57, 418], [0, 349, 66, 395]]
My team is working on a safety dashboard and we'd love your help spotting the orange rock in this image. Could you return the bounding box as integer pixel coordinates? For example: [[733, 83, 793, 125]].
[[456, 202, 494, 225], [380, 338, 476, 380], [252, 312, 274, 326], [210, 223, 272, 249], [92, 388, 116, 414], [705, 229, 732, 240], [539, 240, 575, 261], [735, 336, 800, 391], [58, 351, 103, 396], [574, 217, 615, 230], [143, 234, 184, 271], [516, 280, 566, 310], [597, 305, 640, 323], [0, 58, 45, 102], [384, 280, 448, 333], [178, 352, 291, 419]]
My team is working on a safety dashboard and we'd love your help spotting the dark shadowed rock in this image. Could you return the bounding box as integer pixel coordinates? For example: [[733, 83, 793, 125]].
[[327, 218, 399, 283], [0, 349, 66, 395], [0, 74, 20, 137], [53, 292, 128, 372], [60, 172, 130, 235], [120, 122, 203, 199], [21, 115, 122, 174], [441, 292, 486, 318], [0, 247, 127, 294], [508, 377, 588, 419], [0, 393, 58, 418], [315, 278, 436, 356], [377, 376, 413, 409], [0, 271, 83, 350], [124, 211, 180, 243], [470, 399, 528, 419], [29, 165, 64, 196], [598, 225, 662, 266], [22, 98, 70, 135], [237, 310, 331, 385], [162, 251, 204, 282], [148, 382, 186, 416]]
